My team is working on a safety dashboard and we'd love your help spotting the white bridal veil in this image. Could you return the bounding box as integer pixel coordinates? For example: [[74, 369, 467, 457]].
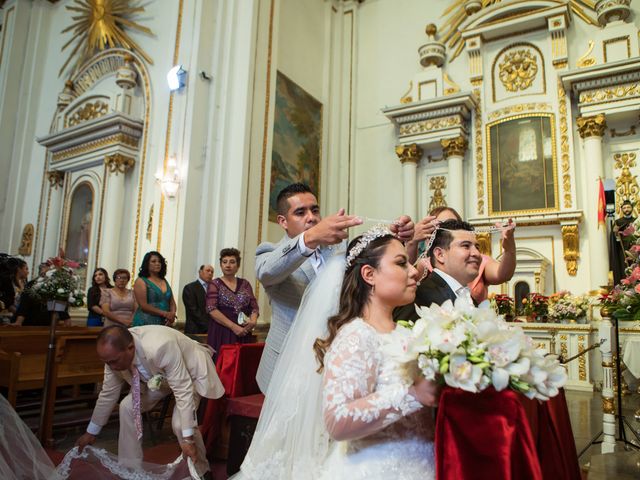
[[235, 254, 346, 479]]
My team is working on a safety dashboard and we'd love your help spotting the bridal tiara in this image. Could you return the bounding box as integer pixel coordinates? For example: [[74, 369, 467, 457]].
[[345, 224, 394, 268]]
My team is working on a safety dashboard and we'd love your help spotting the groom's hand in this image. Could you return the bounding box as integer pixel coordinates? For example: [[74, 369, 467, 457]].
[[411, 378, 441, 407], [304, 209, 363, 249]]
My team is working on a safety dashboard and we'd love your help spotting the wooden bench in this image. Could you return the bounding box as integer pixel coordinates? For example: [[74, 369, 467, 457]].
[[0, 327, 101, 407]]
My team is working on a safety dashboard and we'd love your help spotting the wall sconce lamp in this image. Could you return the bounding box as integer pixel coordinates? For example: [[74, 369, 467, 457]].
[[156, 155, 181, 198], [167, 65, 187, 91]]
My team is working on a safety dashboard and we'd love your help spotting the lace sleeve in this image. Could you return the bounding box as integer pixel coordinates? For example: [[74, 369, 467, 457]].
[[322, 323, 422, 442]]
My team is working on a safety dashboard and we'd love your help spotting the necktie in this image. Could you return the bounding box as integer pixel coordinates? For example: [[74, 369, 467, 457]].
[[131, 366, 143, 440]]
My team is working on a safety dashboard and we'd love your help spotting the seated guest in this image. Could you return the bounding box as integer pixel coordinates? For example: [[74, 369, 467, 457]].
[[0, 257, 28, 323], [182, 264, 214, 334], [206, 248, 259, 357], [395, 219, 481, 321], [12, 262, 71, 326], [101, 269, 137, 327], [407, 206, 516, 304], [132, 251, 176, 327], [86, 268, 112, 326]]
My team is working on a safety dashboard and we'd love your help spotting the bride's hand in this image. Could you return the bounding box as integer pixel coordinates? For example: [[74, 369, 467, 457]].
[[410, 377, 441, 407]]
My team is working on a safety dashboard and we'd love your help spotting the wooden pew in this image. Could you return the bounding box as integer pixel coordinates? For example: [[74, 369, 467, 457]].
[[41, 334, 105, 445], [0, 327, 101, 406]]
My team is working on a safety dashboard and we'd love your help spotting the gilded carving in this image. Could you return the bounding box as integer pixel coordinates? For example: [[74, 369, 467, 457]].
[[66, 100, 109, 127], [443, 73, 461, 96], [561, 224, 579, 276], [146, 204, 154, 241], [614, 153, 639, 217], [610, 126, 636, 137], [395, 144, 423, 164], [47, 171, 65, 188], [441, 136, 468, 159], [105, 153, 135, 175], [577, 114, 607, 138], [476, 232, 491, 256], [498, 49, 538, 93], [578, 335, 587, 381], [602, 396, 615, 414], [576, 40, 596, 68], [17, 224, 34, 256], [473, 89, 484, 215], [487, 103, 551, 121], [400, 81, 413, 104], [558, 80, 572, 208], [428, 176, 447, 211], [51, 133, 139, 162], [59, 0, 154, 77], [579, 83, 640, 105], [559, 335, 568, 362], [399, 116, 461, 136]]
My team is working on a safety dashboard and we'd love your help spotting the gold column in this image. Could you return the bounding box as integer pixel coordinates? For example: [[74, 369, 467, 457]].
[[577, 113, 607, 139]]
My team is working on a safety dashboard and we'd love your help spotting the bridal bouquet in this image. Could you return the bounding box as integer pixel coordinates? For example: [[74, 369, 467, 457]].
[[388, 299, 567, 400]]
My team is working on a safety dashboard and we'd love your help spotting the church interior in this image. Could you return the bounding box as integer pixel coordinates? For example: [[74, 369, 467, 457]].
[[2, 0, 640, 478]]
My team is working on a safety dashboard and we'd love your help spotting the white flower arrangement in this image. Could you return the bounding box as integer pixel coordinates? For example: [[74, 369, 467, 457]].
[[147, 374, 164, 391], [386, 298, 567, 400]]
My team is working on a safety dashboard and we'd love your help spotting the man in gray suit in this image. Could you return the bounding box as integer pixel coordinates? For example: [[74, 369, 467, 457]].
[[255, 183, 414, 392]]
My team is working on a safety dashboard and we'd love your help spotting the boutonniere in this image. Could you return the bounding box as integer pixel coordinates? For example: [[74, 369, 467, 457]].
[[147, 374, 165, 391]]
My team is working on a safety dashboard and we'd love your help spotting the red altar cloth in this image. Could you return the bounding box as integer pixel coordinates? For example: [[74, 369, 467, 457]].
[[200, 343, 264, 456], [436, 387, 543, 480], [519, 389, 581, 480]]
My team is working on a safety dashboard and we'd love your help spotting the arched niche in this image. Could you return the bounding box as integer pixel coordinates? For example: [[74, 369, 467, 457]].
[[63, 181, 95, 286]]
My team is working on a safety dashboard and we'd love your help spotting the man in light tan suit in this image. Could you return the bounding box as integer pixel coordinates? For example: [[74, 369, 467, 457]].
[[76, 325, 224, 478]]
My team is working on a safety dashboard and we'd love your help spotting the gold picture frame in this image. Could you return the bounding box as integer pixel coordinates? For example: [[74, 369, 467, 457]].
[[486, 113, 559, 216]]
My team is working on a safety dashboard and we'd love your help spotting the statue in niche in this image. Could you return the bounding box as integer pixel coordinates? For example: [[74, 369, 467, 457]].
[[66, 184, 93, 268]]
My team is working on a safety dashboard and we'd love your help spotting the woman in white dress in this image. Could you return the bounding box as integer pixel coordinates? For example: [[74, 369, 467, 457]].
[[314, 228, 438, 479], [237, 226, 438, 480]]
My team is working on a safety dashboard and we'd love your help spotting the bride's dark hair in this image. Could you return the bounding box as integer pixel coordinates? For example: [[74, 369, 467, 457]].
[[313, 233, 396, 371]]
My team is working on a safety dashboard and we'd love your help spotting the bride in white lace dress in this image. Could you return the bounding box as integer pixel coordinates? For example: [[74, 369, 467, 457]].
[[237, 226, 438, 479]]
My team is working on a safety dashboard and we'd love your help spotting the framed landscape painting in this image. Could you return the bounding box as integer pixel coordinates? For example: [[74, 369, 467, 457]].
[[269, 71, 322, 222]]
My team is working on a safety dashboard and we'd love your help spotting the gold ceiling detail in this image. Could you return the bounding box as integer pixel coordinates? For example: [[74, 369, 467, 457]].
[[440, 0, 598, 62], [498, 49, 538, 92], [59, 0, 153, 77]]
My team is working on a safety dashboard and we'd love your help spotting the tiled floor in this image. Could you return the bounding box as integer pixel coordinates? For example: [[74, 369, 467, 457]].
[[45, 388, 640, 479]]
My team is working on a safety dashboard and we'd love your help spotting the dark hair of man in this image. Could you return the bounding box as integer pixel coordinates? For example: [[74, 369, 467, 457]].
[[220, 248, 241, 267], [428, 219, 475, 267], [138, 251, 167, 278], [91, 267, 113, 288], [428, 206, 462, 221], [199, 265, 205, 271], [112, 269, 131, 282], [313, 234, 396, 371], [97, 325, 134, 352], [276, 183, 314, 216]]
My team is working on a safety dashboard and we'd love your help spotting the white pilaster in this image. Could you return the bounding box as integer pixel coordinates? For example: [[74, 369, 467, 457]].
[[43, 172, 64, 259], [395, 144, 423, 220], [441, 136, 468, 217]]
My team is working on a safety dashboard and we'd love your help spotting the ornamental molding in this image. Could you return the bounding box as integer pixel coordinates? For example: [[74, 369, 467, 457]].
[[47, 170, 65, 188], [578, 82, 640, 106], [66, 99, 109, 128], [468, 210, 583, 228], [561, 224, 579, 276], [51, 133, 139, 163], [487, 103, 551, 121], [441, 136, 468, 159], [614, 152, 639, 217], [399, 116, 463, 137], [560, 57, 640, 96], [498, 49, 539, 93], [428, 176, 447, 211], [577, 114, 607, 138], [558, 81, 572, 209], [395, 144, 423, 164], [105, 153, 135, 175]]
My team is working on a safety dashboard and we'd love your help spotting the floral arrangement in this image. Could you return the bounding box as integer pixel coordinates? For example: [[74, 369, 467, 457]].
[[388, 299, 567, 400], [488, 293, 514, 318], [25, 252, 85, 307], [547, 291, 591, 323], [521, 293, 549, 319]]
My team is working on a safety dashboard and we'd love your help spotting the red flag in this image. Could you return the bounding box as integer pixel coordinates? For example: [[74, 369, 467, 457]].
[[597, 178, 606, 228]]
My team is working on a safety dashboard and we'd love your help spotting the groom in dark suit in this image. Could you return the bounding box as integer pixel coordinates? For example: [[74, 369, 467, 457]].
[[395, 219, 481, 321], [182, 264, 214, 334]]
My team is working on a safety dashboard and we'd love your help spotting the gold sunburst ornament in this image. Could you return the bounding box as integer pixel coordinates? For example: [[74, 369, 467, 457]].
[[59, 0, 153, 77], [440, 0, 598, 62]]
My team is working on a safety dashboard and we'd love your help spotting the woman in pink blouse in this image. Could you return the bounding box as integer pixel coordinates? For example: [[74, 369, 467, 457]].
[[206, 248, 259, 357], [100, 269, 137, 327]]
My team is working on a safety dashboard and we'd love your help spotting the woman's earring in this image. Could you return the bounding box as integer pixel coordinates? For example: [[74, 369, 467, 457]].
[[371, 284, 375, 294]]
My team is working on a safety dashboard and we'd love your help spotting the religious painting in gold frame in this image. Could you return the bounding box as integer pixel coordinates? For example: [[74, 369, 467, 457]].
[[486, 113, 559, 215]]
